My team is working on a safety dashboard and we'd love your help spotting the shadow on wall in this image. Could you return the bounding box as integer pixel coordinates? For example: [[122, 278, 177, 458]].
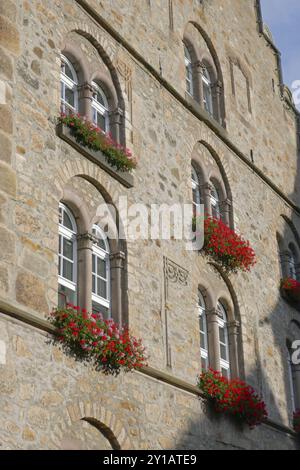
[[175, 23, 300, 451]]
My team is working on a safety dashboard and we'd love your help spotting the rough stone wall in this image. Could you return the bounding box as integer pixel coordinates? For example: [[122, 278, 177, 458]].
[[0, 315, 298, 450], [0, 0, 299, 449]]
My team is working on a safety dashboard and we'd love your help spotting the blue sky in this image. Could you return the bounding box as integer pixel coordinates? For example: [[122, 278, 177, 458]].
[[260, 0, 300, 91]]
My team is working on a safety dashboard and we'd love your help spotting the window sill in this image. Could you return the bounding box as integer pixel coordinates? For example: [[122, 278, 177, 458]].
[[57, 123, 134, 189]]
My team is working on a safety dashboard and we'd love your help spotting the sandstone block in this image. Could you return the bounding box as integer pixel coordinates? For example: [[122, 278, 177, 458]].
[[15, 270, 48, 313], [0, 16, 20, 55], [0, 131, 12, 163]]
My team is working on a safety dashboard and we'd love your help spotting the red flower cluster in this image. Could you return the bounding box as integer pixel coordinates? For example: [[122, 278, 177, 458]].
[[281, 277, 300, 292], [293, 410, 300, 434], [201, 216, 256, 273], [197, 369, 268, 428], [59, 113, 137, 172], [49, 305, 147, 375]]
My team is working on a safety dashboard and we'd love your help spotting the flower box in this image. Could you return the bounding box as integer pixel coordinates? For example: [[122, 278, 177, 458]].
[[49, 305, 147, 375], [197, 369, 268, 428], [194, 216, 256, 274], [293, 410, 300, 434], [281, 277, 300, 304], [57, 116, 135, 189]]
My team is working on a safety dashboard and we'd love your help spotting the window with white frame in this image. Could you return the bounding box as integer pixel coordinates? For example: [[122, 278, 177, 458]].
[[217, 301, 230, 378], [60, 55, 78, 115], [210, 183, 221, 219], [91, 81, 110, 133], [58, 203, 77, 307], [192, 166, 201, 217], [184, 44, 194, 97], [92, 225, 111, 319], [198, 291, 209, 371], [202, 66, 213, 115]]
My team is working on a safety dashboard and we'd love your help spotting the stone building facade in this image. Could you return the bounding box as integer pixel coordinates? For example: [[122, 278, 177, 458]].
[[0, 0, 300, 450]]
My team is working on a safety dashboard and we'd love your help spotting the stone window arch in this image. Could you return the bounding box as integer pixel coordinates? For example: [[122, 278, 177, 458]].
[[276, 219, 300, 282], [57, 178, 127, 326], [58, 202, 78, 307], [183, 22, 226, 126], [60, 32, 126, 147], [197, 278, 241, 378], [191, 142, 233, 229]]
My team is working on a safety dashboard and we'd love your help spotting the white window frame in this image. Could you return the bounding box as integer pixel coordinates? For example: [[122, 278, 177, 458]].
[[58, 203, 77, 297], [184, 45, 194, 97], [192, 166, 201, 217], [91, 81, 110, 133], [198, 291, 209, 370], [202, 66, 213, 115], [60, 54, 78, 114], [210, 183, 221, 219], [92, 225, 111, 316], [217, 302, 230, 378]]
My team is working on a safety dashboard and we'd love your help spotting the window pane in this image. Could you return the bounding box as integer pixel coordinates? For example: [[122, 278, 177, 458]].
[[95, 111, 106, 131], [221, 368, 229, 379], [220, 344, 227, 361], [203, 83, 213, 114], [200, 332, 206, 348], [92, 254, 96, 274], [64, 62, 74, 81], [92, 302, 109, 320], [97, 257, 106, 278], [199, 315, 204, 332], [65, 88, 75, 108], [63, 238, 73, 260], [58, 255, 62, 276], [201, 356, 208, 371], [92, 274, 96, 294], [63, 259, 73, 281], [97, 279, 107, 299], [63, 210, 73, 230], [219, 327, 226, 344], [58, 284, 76, 307]]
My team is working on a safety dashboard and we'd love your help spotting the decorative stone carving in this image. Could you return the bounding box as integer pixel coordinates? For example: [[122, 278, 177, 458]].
[[164, 257, 189, 286]]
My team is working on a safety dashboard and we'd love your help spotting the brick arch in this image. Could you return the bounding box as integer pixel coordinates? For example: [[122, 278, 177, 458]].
[[50, 401, 133, 450]]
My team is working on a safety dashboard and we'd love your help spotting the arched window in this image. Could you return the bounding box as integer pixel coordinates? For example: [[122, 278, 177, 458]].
[[184, 44, 194, 97], [201, 66, 213, 115], [217, 302, 230, 378], [92, 225, 111, 319], [91, 81, 110, 133], [198, 291, 209, 371], [210, 183, 221, 219], [60, 55, 78, 115], [58, 203, 77, 307], [192, 166, 201, 217]]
